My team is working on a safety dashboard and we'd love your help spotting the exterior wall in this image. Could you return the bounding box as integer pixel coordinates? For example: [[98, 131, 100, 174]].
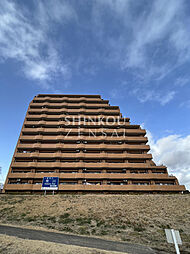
[[3, 94, 186, 193]]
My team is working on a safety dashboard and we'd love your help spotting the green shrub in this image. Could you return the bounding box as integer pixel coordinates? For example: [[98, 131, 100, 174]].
[[134, 224, 145, 232], [76, 217, 91, 225], [60, 213, 70, 219]]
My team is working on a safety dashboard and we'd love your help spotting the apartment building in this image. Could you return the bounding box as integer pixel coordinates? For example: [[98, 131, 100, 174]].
[[3, 94, 186, 193]]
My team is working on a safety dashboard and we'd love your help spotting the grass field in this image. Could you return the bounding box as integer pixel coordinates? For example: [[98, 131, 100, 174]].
[[0, 194, 189, 253]]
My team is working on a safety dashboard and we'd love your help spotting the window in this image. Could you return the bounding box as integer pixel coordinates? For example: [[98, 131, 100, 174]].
[[60, 181, 78, 185]]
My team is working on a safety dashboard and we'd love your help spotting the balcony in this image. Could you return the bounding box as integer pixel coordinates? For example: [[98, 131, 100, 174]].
[[7, 172, 174, 180], [30, 102, 117, 109], [17, 143, 150, 151], [20, 135, 147, 143], [11, 161, 166, 170], [26, 114, 130, 123], [24, 120, 134, 128], [33, 96, 105, 103], [22, 127, 145, 136], [14, 152, 152, 160], [28, 108, 120, 114]]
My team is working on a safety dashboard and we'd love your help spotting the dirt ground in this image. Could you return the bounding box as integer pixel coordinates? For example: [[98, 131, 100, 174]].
[[0, 194, 189, 253]]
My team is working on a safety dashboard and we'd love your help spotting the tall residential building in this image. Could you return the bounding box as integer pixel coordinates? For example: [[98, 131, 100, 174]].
[[3, 94, 185, 193]]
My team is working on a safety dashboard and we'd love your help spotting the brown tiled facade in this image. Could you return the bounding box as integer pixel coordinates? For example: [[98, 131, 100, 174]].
[[3, 94, 185, 193]]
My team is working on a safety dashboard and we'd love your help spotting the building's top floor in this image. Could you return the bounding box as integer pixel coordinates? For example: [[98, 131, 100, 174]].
[[32, 95, 109, 105], [36, 94, 102, 98]]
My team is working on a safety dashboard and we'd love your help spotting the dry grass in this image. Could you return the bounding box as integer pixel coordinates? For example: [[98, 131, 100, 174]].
[[0, 194, 190, 253], [0, 234, 124, 254]]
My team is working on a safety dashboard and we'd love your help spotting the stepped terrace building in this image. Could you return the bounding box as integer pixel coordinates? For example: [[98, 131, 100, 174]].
[[3, 94, 185, 193]]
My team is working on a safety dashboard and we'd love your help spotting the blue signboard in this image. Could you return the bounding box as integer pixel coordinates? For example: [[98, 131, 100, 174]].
[[41, 177, 59, 190]]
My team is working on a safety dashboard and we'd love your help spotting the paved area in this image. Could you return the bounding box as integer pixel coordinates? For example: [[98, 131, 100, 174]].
[[0, 224, 156, 254]]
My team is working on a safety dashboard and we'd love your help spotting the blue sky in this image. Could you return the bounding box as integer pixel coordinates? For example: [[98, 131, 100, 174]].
[[0, 0, 190, 189]]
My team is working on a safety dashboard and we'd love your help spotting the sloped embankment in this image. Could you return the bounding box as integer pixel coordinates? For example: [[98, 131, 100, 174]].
[[0, 194, 189, 253]]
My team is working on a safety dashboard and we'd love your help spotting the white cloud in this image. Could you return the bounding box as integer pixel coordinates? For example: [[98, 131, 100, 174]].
[[37, 0, 77, 29], [132, 89, 176, 105], [146, 130, 190, 190], [175, 77, 190, 87], [0, 0, 190, 99], [170, 24, 190, 63], [100, 0, 189, 79], [97, 0, 130, 16], [92, 0, 190, 105], [180, 100, 190, 109], [109, 84, 176, 106], [0, 0, 74, 84], [124, 0, 182, 68]]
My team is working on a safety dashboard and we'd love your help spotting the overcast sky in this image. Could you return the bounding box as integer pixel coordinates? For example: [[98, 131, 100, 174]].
[[0, 0, 190, 189]]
